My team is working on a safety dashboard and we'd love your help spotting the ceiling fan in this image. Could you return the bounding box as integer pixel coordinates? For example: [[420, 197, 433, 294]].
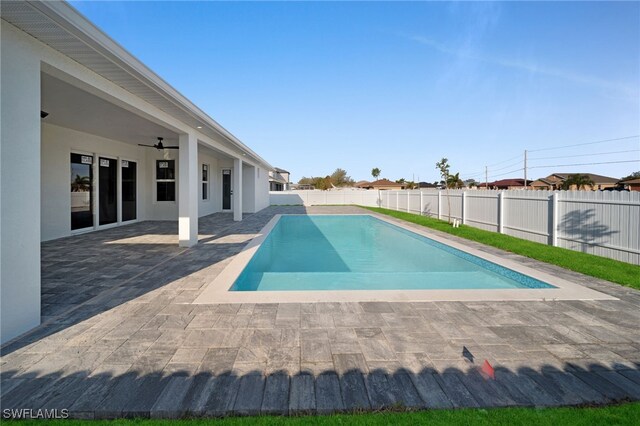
[[138, 137, 179, 150]]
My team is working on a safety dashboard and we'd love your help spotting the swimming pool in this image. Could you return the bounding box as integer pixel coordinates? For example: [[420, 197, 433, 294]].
[[231, 215, 555, 291]]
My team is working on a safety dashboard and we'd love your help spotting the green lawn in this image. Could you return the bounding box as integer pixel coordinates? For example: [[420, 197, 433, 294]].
[[14, 403, 640, 425], [361, 206, 640, 290]]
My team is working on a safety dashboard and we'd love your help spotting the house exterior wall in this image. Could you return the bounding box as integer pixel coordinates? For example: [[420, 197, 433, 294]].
[[1, 17, 271, 343], [1, 21, 42, 344], [242, 165, 256, 213]]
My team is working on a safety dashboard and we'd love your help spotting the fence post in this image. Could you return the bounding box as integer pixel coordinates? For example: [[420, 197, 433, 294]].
[[498, 191, 505, 234], [461, 191, 467, 225], [396, 192, 399, 210], [551, 192, 559, 247], [407, 191, 411, 213], [437, 190, 442, 220], [420, 191, 424, 216]]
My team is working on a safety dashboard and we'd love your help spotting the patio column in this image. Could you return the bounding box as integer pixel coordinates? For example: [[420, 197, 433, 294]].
[[233, 157, 243, 221], [1, 24, 41, 343], [178, 133, 198, 247]]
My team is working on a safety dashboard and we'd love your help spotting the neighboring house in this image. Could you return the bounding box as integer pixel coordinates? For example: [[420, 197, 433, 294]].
[[1, 1, 273, 343], [618, 177, 640, 192], [355, 180, 371, 189], [291, 184, 315, 190], [359, 179, 406, 190], [269, 167, 290, 191], [530, 173, 619, 190], [477, 179, 532, 190], [418, 182, 440, 189]]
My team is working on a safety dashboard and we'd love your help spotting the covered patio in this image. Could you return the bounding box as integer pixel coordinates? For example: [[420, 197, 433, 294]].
[[1, 206, 640, 418]]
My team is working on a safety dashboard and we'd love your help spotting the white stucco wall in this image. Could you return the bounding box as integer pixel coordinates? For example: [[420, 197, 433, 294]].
[[1, 21, 42, 344], [255, 166, 271, 212], [242, 165, 256, 213]]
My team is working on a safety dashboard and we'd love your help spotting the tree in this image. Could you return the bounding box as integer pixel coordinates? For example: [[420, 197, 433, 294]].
[[435, 158, 453, 223], [621, 171, 640, 181], [561, 174, 595, 190], [371, 168, 381, 180], [464, 179, 478, 188], [330, 168, 354, 187], [447, 172, 464, 189]]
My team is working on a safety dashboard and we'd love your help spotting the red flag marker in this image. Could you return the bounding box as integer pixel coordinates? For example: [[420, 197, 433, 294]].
[[480, 359, 495, 380]]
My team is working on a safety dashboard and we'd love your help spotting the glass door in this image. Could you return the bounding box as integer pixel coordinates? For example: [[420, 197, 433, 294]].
[[99, 157, 117, 225], [222, 169, 231, 210], [121, 160, 136, 222], [70, 153, 94, 230]]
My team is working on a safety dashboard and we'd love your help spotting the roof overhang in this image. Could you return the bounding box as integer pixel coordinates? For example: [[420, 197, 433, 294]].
[[1, 0, 273, 170]]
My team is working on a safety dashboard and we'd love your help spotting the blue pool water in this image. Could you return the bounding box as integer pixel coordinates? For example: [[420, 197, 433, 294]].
[[231, 215, 555, 291]]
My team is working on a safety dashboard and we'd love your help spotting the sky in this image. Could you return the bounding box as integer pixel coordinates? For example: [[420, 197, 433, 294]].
[[69, 1, 640, 184]]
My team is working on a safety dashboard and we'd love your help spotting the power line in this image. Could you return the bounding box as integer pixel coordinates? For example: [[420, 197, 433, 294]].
[[491, 168, 524, 178], [528, 149, 640, 161], [528, 135, 639, 153], [486, 153, 522, 167], [529, 159, 639, 169]]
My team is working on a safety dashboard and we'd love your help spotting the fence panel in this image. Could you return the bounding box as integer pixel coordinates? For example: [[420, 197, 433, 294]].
[[269, 189, 640, 264], [465, 191, 499, 232], [557, 190, 640, 264], [503, 190, 551, 244]]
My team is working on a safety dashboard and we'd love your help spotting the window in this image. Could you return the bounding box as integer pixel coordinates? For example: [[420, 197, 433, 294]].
[[202, 164, 209, 200], [156, 160, 175, 202]]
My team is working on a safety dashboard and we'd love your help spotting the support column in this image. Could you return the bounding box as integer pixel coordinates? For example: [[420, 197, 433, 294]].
[[178, 133, 198, 247], [233, 158, 243, 221], [1, 23, 41, 343]]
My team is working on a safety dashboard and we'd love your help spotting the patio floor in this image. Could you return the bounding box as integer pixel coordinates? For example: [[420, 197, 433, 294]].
[[1, 206, 639, 418]]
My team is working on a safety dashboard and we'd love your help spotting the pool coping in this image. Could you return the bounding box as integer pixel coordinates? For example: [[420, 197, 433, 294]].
[[194, 213, 617, 303]]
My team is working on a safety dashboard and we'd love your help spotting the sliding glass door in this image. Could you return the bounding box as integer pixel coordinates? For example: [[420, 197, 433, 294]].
[[70, 153, 94, 230], [121, 160, 137, 222], [98, 157, 117, 225]]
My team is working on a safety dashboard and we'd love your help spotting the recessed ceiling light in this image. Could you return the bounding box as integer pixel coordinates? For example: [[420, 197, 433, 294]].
[[196, 125, 202, 129]]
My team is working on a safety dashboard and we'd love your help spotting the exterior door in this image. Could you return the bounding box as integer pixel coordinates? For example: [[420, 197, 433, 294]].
[[70, 153, 93, 230], [222, 169, 231, 210], [99, 157, 117, 225], [121, 160, 136, 222]]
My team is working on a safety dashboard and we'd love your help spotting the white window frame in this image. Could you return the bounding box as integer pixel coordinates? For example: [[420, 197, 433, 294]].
[[156, 159, 176, 203], [202, 163, 210, 201]]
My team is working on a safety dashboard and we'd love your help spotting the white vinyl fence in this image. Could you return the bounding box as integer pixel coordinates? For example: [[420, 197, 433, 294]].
[[270, 189, 640, 265]]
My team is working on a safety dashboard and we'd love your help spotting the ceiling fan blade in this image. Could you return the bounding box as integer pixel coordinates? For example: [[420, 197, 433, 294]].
[[138, 144, 156, 148], [163, 146, 180, 149]]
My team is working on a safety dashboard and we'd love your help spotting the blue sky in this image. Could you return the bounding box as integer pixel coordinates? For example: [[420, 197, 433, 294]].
[[70, 1, 639, 183]]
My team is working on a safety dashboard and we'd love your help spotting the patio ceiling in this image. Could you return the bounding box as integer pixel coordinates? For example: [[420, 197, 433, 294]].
[[42, 72, 179, 146]]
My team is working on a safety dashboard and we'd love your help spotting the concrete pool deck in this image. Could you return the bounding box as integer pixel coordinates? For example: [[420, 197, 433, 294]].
[[1, 206, 639, 418]]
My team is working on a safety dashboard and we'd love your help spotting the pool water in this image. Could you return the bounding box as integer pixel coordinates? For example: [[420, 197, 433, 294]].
[[231, 215, 555, 291]]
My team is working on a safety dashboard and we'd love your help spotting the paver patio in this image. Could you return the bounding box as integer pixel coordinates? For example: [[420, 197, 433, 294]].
[[1, 206, 639, 418]]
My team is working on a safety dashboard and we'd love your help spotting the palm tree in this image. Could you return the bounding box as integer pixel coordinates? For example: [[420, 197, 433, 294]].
[[371, 168, 381, 180], [71, 174, 90, 192], [561, 174, 595, 190], [435, 158, 453, 223], [447, 172, 464, 189]]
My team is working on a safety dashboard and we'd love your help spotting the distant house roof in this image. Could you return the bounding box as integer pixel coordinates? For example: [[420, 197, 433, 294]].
[[550, 173, 618, 184], [369, 179, 405, 188], [274, 167, 290, 174], [418, 182, 439, 188], [619, 178, 640, 184], [355, 180, 371, 188], [478, 179, 532, 189]]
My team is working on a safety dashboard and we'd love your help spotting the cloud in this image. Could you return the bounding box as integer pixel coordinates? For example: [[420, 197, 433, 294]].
[[409, 35, 637, 98]]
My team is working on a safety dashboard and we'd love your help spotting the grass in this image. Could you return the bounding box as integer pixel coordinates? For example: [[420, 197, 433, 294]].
[[361, 206, 640, 290], [12, 403, 640, 425]]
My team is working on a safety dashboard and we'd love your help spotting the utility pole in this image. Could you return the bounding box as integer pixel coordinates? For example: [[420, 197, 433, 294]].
[[524, 149, 528, 189], [485, 166, 488, 190]]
